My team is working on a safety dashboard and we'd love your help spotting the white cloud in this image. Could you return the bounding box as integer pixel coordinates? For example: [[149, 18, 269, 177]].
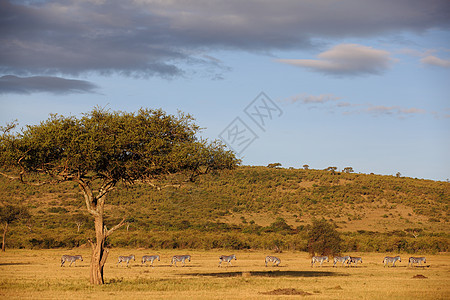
[[277, 44, 397, 76], [365, 105, 426, 117], [397, 48, 450, 69], [420, 55, 450, 68], [397, 48, 435, 57], [282, 92, 427, 118], [431, 109, 450, 119], [366, 105, 398, 115], [282, 93, 341, 104], [336, 102, 352, 107], [399, 107, 427, 114]]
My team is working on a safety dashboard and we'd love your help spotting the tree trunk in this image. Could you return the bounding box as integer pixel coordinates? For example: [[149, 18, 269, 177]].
[[2, 222, 8, 252], [78, 179, 123, 285], [90, 215, 108, 284]]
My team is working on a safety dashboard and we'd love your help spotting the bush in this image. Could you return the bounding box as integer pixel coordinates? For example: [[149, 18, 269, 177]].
[[307, 218, 342, 256]]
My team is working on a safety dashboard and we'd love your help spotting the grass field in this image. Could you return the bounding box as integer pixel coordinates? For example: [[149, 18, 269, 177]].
[[1, 249, 449, 299]]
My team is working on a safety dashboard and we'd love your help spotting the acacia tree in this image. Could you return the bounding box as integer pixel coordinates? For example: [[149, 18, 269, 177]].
[[0, 204, 30, 252], [0, 108, 239, 284], [72, 213, 90, 233], [343, 167, 354, 173], [267, 163, 282, 168]]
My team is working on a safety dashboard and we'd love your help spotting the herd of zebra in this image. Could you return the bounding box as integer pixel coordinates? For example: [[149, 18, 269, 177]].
[[311, 255, 427, 268], [60, 254, 261, 267], [60, 254, 427, 268]]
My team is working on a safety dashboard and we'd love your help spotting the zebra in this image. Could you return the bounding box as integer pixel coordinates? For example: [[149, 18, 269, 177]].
[[408, 257, 426, 267], [311, 256, 329, 267], [117, 255, 135, 267], [218, 254, 236, 267], [265, 256, 281, 267], [383, 256, 401, 267], [142, 255, 160, 266], [333, 256, 350, 267], [61, 255, 83, 267], [171, 255, 191, 267], [348, 256, 363, 267]]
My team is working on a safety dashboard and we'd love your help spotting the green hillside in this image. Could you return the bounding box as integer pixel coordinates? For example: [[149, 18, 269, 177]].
[[1, 166, 449, 253]]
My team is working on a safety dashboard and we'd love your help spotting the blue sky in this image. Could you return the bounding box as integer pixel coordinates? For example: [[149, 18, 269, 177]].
[[1, 0, 449, 180]]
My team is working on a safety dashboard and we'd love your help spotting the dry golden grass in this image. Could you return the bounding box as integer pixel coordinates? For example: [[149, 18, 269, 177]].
[[1, 249, 449, 299]]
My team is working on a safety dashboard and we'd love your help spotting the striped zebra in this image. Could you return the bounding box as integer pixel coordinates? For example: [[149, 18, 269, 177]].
[[142, 255, 160, 266], [171, 255, 191, 267], [311, 256, 329, 267], [348, 256, 363, 267], [333, 256, 350, 267], [408, 257, 426, 267], [383, 256, 401, 267], [265, 256, 281, 267], [60, 255, 83, 267], [218, 254, 236, 267], [117, 255, 135, 267]]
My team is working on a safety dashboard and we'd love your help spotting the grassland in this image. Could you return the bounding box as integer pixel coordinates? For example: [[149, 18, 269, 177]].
[[1, 249, 449, 299], [1, 166, 449, 253]]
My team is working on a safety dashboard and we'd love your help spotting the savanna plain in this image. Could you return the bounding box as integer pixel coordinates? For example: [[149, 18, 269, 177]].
[[1, 167, 449, 299], [1, 249, 449, 299]]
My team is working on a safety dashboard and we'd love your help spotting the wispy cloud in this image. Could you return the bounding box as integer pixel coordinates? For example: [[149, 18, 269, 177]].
[[283, 93, 341, 104], [281, 93, 428, 119], [336, 102, 353, 107], [277, 44, 397, 76], [420, 55, 450, 68], [0, 75, 99, 95], [431, 108, 450, 119], [365, 105, 426, 116], [341, 104, 428, 119], [398, 48, 450, 69]]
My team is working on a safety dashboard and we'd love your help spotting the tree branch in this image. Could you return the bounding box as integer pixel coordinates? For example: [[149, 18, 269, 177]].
[[145, 181, 162, 191], [0, 170, 62, 186], [97, 180, 116, 201], [106, 217, 126, 237], [0, 171, 20, 181], [76, 179, 99, 216], [0, 120, 18, 134], [100, 248, 109, 266], [87, 238, 95, 250]]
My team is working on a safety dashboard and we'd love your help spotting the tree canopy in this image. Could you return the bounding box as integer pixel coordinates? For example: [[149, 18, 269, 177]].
[[0, 108, 238, 186]]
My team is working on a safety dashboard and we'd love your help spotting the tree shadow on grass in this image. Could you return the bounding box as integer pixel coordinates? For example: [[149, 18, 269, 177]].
[[139, 264, 171, 268], [181, 270, 349, 278], [137, 264, 199, 268], [0, 262, 31, 266]]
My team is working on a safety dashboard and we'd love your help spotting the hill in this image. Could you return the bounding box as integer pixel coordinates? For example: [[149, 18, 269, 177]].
[[1, 166, 449, 253]]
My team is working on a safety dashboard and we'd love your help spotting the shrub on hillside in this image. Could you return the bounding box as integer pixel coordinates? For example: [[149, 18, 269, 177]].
[[307, 218, 342, 256]]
